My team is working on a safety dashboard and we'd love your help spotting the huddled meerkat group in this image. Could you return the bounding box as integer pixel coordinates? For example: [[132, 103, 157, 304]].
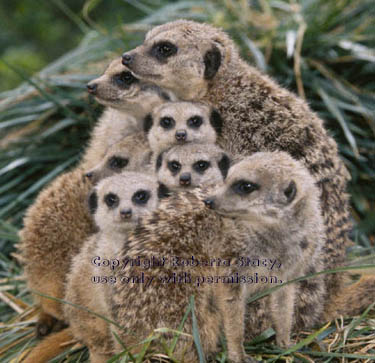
[[18, 19, 375, 363]]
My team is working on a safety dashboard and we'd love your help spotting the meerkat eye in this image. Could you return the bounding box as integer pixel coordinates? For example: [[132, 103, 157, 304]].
[[113, 71, 137, 88], [160, 117, 175, 129], [108, 156, 129, 170], [193, 160, 211, 173], [168, 161, 181, 174], [231, 180, 260, 196], [132, 190, 150, 205], [187, 116, 203, 128], [104, 193, 119, 208], [152, 41, 177, 59]]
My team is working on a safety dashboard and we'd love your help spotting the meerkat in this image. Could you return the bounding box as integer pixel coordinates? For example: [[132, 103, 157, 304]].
[[144, 101, 223, 156], [110, 151, 324, 362], [85, 132, 152, 185], [63, 172, 169, 363], [121, 20, 355, 326], [156, 143, 230, 190], [18, 60, 172, 337], [82, 57, 175, 169]]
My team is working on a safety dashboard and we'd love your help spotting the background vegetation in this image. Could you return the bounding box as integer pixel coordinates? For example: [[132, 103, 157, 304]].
[[0, 0, 374, 361]]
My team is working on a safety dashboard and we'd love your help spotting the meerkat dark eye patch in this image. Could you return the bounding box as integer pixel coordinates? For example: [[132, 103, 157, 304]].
[[112, 71, 138, 88], [160, 117, 175, 129], [204, 45, 221, 80], [187, 116, 203, 128], [104, 193, 119, 208], [193, 160, 211, 174], [284, 181, 297, 203], [218, 154, 230, 179], [132, 190, 150, 205], [150, 41, 178, 62], [231, 180, 260, 196], [168, 160, 181, 174], [143, 114, 153, 133], [157, 183, 171, 199], [108, 156, 129, 170], [210, 109, 223, 136], [88, 191, 98, 214], [156, 153, 163, 171]]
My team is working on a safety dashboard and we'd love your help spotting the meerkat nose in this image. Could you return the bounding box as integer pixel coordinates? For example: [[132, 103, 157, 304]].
[[204, 198, 215, 209], [175, 130, 187, 142], [120, 209, 132, 219], [87, 83, 97, 94], [179, 173, 191, 186], [122, 53, 133, 66]]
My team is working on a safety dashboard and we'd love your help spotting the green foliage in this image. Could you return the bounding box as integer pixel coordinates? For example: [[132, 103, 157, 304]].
[[0, 0, 374, 361]]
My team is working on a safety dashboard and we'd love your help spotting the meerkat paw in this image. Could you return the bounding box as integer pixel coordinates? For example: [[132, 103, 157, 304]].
[[227, 352, 256, 363], [276, 335, 292, 349], [36, 312, 66, 338]]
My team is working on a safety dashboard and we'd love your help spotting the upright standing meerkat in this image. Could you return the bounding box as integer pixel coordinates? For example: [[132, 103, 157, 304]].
[[18, 59, 172, 337], [144, 101, 223, 155], [63, 172, 169, 363], [156, 142, 230, 190], [121, 20, 355, 325], [110, 151, 324, 362]]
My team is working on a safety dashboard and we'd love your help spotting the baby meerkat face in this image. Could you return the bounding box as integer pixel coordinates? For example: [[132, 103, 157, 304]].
[[86, 58, 175, 117], [204, 152, 316, 221], [121, 20, 237, 100], [156, 143, 230, 190], [144, 101, 222, 154], [88, 172, 170, 232], [85, 133, 152, 185]]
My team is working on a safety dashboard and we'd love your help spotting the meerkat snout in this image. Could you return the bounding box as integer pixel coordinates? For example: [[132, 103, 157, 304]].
[[203, 197, 215, 209], [179, 172, 191, 186], [122, 53, 133, 66], [120, 208, 132, 219], [175, 130, 187, 142], [86, 82, 97, 94]]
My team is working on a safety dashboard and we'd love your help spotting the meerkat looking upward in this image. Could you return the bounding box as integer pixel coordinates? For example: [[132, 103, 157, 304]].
[[156, 143, 230, 190], [63, 172, 169, 363], [19, 59, 173, 338], [121, 20, 355, 326], [144, 101, 223, 155]]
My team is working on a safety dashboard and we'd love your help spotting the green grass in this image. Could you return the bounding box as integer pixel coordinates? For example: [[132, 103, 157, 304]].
[[0, 0, 374, 361]]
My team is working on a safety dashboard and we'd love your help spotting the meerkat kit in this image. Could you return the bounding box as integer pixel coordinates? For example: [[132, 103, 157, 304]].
[[20, 19, 371, 363]]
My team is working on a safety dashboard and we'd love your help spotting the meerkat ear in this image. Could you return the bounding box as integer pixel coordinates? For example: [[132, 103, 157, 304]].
[[143, 113, 153, 134], [204, 45, 222, 80], [284, 181, 297, 204], [218, 154, 230, 179], [157, 183, 171, 199], [88, 190, 98, 214], [156, 153, 163, 171], [210, 108, 223, 136]]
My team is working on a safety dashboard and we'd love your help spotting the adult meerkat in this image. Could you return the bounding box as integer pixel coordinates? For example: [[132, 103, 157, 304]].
[[110, 151, 324, 362], [144, 101, 223, 155], [18, 60, 171, 337], [63, 172, 169, 363], [122, 20, 354, 323], [156, 143, 230, 190]]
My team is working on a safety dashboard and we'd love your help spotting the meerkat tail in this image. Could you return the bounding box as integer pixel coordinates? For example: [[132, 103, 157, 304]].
[[323, 275, 375, 321], [22, 328, 75, 363]]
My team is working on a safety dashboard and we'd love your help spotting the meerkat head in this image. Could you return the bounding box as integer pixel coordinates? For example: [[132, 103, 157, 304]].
[[88, 172, 170, 233], [121, 20, 238, 100], [144, 101, 222, 154], [85, 133, 152, 185], [86, 58, 176, 118], [156, 143, 230, 191], [204, 152, 320, 224]]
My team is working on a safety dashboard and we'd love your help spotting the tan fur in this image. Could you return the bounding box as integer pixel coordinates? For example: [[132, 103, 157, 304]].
[[18, 60, 171, 335], [85, 132, 152, 184], [146, 101, 219, 155], [22, 324, 75, 363], [123, 19, 353, 330], [156, 143, 230, 190], [110, 152, 324, 361], [64, 173, 163, 362]]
